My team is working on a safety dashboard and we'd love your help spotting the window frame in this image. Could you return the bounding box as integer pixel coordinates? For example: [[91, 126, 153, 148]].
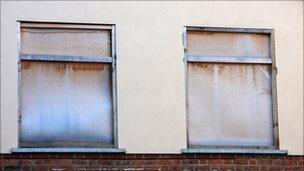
[[183, 26, 280, 151], [16, 21, 119, 149]]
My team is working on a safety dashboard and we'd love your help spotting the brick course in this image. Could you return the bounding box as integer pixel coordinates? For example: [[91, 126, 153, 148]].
[[0, 154, 303, 171]]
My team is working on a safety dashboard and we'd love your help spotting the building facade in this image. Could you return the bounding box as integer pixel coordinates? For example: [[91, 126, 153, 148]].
[[1, 1, 303, 170]]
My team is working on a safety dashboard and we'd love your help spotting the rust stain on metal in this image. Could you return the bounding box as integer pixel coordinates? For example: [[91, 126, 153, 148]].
[[70, 63, 106, 71], [52, 62, 106, 72], [21, 61, 31, 69], [189, 63, 210, 70], [22, 61, 107, 72], [188, 63, 229, 74], [190, 31, 215, 36]]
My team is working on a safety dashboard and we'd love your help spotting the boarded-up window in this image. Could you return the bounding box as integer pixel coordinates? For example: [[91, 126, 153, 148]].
[[19, 23, 116, 148], [185, 28, 277, 148]]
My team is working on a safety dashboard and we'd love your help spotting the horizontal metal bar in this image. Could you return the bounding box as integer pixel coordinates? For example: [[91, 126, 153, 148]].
[[186, 26, 273, 34], [188, 145, 275, 150], [20, 141, 114, 148], [20, 22, 113, 30], [187, 55, 272, 64], [182, 148, 287, 154], [12, 148, 126, 153], [20, 54, 112, 63]]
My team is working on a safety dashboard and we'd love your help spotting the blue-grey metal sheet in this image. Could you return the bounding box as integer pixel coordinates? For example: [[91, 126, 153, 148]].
[[20, 61, 113, 147], [187, 63, 273, 146]]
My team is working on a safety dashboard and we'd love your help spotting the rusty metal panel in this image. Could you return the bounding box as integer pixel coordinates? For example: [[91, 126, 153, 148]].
[[20, 61, 113, 147], [187, 31, 270, 58], [21, 27, 111, 57], [187, 63, 273, 146]]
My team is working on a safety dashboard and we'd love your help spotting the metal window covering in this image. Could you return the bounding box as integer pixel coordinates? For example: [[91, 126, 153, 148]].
[[186, 29, 274, 147], [19, 23, 115, 148]]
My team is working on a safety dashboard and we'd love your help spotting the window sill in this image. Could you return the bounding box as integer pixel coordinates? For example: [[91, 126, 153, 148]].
[[182, 148, 287, 154], [11, 148, 126, 153]]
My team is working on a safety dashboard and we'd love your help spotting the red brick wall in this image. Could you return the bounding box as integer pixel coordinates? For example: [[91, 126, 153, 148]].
[[0, 153, 303, 171]]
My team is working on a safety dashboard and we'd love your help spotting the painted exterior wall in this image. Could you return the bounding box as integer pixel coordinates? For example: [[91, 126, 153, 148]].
[[1, 1, 303, 155]]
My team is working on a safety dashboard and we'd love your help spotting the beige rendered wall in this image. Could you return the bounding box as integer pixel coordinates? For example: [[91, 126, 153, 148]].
[[1, 1, 303, 155]]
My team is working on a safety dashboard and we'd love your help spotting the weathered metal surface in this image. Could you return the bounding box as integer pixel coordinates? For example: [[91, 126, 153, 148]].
[[186, 26, 273, 34], [20, 22, 113, 30], [110, 26, 118, 148], [21, 27, 111, 57], [187, 31, 270, 58], [270, 30, 280, 149], [20, 61, 113, 147], [187, 145, 275, 149], [183, 27, 188, 50], [187, 63, 273, 146], [20, 54, 112, 63], [182, 148, 287, 154], [12, 147, 126, 153], [187, 55, 272, 64]]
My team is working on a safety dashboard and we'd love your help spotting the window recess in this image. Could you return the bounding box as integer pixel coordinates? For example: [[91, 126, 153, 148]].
[[16, 22, 119, 150], [183, 26, 284, 153]]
